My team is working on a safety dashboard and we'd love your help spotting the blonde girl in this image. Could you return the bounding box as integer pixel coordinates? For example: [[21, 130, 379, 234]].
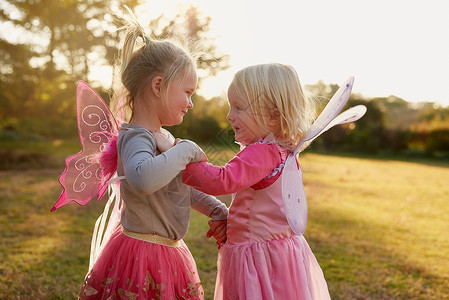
[[182, 63, 331, 299], [79, 14, 228, 300]]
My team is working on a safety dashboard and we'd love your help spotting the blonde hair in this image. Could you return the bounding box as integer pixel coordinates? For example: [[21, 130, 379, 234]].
[[231, 63, 316, 148], [110, 8, 198, 122]]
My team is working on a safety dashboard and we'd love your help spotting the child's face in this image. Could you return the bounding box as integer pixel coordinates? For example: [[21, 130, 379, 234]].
[[161, 70, 197, 126], [227, 83, 267, 145]]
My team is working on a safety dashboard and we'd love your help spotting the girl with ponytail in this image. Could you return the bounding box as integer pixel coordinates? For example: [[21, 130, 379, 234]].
[[78, 9, 228, 299]]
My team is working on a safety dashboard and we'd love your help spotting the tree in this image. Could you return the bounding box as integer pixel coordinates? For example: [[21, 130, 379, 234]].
[[0, 1, 229, 138], [144, 5, 229, 87], [0, 0, 123, 136]]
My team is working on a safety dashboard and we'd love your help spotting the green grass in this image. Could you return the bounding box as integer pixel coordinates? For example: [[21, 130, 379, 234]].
[[0, 143, 448, 299], [0, 139, 81, 170], [0, 169, 94, 299], [300, 154, 449, 299]]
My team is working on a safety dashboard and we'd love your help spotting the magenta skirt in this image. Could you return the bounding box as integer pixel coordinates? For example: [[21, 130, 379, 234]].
[[79, 226, 204, 299]]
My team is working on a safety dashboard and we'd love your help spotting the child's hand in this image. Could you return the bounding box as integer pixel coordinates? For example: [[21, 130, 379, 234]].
[[152, 130, 175, 153], [206, 219, 227, 248], [198, 148, 208, 162]]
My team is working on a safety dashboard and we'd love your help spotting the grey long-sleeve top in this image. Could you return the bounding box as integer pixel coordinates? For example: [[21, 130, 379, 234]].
[[117, 123, 228, 240]]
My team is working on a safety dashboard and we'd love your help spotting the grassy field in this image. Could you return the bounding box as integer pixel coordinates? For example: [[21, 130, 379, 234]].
[[0, 143, 448, 299]]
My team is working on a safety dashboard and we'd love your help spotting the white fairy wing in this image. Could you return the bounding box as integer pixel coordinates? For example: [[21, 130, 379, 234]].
[[281, 153, 308, 235], [282, 76, 367, 235], [296, 105, 368, 154], [294, 76, 355, 153], [89, 181, 123, 271]]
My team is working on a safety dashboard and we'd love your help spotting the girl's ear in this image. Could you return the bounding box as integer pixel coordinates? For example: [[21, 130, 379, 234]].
[[267, 108, 281, 127], [151, 76, 163, 98]]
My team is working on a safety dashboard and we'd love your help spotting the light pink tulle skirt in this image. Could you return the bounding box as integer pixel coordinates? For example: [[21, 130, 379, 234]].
[[215, 235, 331, 300], [79, 226, 204, 299]]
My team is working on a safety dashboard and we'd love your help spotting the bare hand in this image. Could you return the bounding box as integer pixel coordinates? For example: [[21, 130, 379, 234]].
[[152, 130, 175, 153], [206, 219, 227, 248]]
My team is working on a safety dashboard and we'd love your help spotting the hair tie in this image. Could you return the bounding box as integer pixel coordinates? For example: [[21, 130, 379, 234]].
[[142, 34, 151, 45]]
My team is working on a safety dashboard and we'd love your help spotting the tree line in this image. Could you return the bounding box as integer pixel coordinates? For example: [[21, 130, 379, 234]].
[[306, 84, 449, 157], [168, 84, 449, 158]]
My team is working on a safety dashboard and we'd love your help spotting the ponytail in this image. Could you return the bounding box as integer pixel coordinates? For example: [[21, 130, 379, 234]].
[[119, 6, 150, 74], [110, 6, 198, 123]]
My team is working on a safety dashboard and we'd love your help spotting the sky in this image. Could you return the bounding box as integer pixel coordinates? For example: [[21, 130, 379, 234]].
[[115, 0, 449, 106]]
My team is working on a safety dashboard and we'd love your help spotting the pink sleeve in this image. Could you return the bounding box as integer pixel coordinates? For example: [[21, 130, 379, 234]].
[[182, 143, 281, 195]]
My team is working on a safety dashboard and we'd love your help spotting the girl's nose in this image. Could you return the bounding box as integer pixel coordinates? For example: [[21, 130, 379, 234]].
[[227, 111, 233, 122], [187, 98, 194, 109]]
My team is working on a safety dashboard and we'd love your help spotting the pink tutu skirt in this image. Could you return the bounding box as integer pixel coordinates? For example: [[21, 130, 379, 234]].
[[215, 235, 330, 300], [79, 226, 204, 299]]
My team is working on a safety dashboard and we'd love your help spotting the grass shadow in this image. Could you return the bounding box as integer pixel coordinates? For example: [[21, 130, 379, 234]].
[[301, 153, 449, 299], [0, 169, 103, 299]]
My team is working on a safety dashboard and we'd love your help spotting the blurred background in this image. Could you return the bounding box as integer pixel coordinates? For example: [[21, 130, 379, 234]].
[[1, 0, 448, 299], [1, 0, 449, 166]]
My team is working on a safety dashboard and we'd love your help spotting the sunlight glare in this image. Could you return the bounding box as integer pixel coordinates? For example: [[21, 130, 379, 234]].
[[90, 0, 449, 105]]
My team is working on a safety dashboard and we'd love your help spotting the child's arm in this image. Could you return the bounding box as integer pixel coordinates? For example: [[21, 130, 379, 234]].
[[190, 187, 228, 220], [190, 188, 228, 246], [122, 130, 204, 194], [182, 143, 282, 195]]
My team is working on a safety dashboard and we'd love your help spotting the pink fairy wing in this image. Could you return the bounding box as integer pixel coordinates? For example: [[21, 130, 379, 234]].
[[52, 81, 119, 211]]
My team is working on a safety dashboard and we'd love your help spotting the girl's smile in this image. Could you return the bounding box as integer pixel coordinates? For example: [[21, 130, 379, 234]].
[[161, 70, 197, 126], [227, 83, 267, 146]]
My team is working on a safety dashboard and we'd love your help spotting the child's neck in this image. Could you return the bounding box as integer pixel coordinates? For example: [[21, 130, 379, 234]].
[[131, 115, 162, 133], [131, 97, 164, 133]]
